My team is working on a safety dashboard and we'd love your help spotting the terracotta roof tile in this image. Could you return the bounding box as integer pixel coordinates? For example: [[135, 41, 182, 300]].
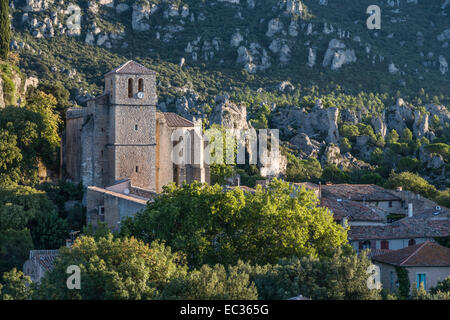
[[348, 218, 449, 240], [322, 184, 401, 202], [321, 196, 385, 223], [106, 60, 156, 75], [163, 112, 195, 127], [372, 242, 450, 267]]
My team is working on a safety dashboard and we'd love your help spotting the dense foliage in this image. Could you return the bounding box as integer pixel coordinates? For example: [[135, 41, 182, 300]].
[[0, 0, 10, 60], [121, 179, 348, 268]]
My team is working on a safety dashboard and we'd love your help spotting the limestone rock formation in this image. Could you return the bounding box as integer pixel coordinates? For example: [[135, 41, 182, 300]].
[[271, 100, 339, 143], [289, 133, 321, 158], [132, 1, 154, 32], [386, 99, 414, 134], [322, 39, 356, 70], [210, 95, 250, 130], [413, 110, 429, 139], [236, 43, 271, 73]]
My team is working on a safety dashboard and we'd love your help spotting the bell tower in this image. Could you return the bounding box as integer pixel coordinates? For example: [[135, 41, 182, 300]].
[[104, 60, 158, 190]]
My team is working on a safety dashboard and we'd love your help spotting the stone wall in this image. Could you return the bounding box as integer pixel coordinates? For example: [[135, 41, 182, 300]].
[[62, 108, 86, 183]]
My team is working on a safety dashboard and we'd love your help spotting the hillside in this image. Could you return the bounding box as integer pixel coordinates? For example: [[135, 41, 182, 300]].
[[5, 0, 450, 189]]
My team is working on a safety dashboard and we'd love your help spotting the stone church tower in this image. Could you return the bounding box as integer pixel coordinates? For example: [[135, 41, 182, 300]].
[[103, 61, 157, 190], [62, 61, 209, 193]]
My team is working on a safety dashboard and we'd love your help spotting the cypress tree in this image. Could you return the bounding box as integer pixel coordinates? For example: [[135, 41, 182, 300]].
[[0, 0, 11, 60]]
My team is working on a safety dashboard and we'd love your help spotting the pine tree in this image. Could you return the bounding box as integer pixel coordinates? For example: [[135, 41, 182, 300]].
[[0, 0, 11, 60]]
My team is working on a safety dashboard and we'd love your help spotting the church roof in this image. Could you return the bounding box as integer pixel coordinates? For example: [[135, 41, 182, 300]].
[[163, 112, 195, 127], [106, 60, 156, 75]]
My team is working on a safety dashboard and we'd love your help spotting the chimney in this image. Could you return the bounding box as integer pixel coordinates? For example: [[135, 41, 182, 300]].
[[408, 203, 413, 218]]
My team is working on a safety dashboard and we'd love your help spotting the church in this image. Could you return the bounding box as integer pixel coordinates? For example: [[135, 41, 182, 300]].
[[61, 61, 210, 230]]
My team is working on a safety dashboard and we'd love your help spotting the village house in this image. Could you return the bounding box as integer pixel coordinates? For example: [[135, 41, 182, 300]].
[[372, 242, 450, 293], [284, 182, 449, 252], [23, 250, 59, 284]]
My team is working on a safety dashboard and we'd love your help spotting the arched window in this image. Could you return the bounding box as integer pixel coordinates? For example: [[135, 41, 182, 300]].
[[408, 239, 416, 246], [128, 78, 133, 98], [138, 79, 144, 92]]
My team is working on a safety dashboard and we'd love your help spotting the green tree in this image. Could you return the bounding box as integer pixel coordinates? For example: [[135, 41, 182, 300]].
[[0, 0, 10, 60], [240, 249, 381, 300], [370, 147, 383, 164], [0, 229, 34, 274], [385, 172, 438, 199], [0, 203, 34, 231], [160, 263, 258, 300], [321, 165, 350, 184], [1, 268, 32, 300], [340, 124, 359, 140], [286, 155, 322, 182], [30, 211, 69, 250], [400, 128, 413, 143], [0, 130, 22, 184], [0, 99, 61, 184], [122, 180, 348, 267], [34, 235, 187, 300], [340, 137, 352, 153], [397, 157, 420, 172], [386, 129, 399, 145], [430, 277, 450, 294]]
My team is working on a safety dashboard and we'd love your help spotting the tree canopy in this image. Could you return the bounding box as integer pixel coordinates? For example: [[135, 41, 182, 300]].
[[121, 179, 348, 267]]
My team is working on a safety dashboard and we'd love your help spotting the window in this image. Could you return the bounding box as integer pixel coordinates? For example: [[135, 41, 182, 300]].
[[416, 273, 426, 290], [98, 206, 105, 216], [389, 201, 393, 208], [408, 239, 416, 246], [138, 78, 144, 92], [135, 124, 138, 131], [360, 240, 371, 250], [135, 166, 139, 173], [128, 78, 133, 98], [381, 240, 389, 250]]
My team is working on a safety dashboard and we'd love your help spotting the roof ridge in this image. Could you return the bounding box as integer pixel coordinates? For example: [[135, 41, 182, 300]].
[[400, 241, 429, 266], [114, 60, 133, 72]]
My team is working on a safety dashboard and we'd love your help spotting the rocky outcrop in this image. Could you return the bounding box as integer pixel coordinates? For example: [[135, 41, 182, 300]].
[[425, 103, 450, 123], [236, 43, 271, 73], [413, 110, 429, 139], [210, 95, 250, 130], [271, 100, 339, 143], [371, 114, 387, 137], [132, 1, 155, 32], [386, 99, 414, 134], [322, 39, 356, 70], [24, 0, 53, 12], [321, 145, 372, 170], [289, 133, 321, 158], [439, 55, 448, 75], [307, 48, 316, 67], [266, 19, 283, 37]]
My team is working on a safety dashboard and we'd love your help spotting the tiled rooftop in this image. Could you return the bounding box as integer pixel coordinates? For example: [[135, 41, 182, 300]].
[[348, 218, 449, 241], [321, 184, 401, 202], [162, 112, 195, 127], [105, 60, 156, 75], [372, 242, 450, 267], [321, 197, 386, 223]]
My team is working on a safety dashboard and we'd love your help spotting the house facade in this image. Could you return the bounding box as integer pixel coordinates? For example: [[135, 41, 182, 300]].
[[372, 242, 450, 293]]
